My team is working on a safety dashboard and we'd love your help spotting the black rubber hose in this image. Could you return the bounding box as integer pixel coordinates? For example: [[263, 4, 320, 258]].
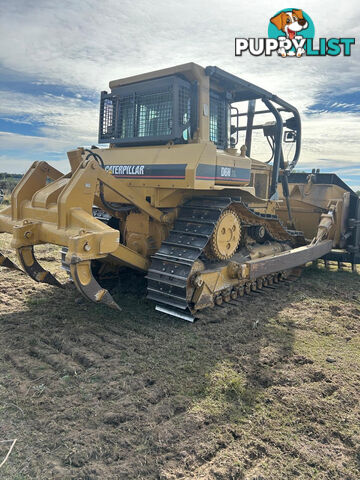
[[83, 149, 125, 215], [84, 149, 105, 169]]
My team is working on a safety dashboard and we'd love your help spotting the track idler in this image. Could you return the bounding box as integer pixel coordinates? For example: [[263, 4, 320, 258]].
[[70, 260, 121, 311], [16, 245, 62, 288], [0, 251, 21, 271]]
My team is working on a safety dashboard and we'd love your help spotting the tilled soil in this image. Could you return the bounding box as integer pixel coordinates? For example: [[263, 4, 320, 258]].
[[0, 242, 359, 479]]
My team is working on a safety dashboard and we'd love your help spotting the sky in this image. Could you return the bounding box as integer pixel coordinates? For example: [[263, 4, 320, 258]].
[[0, 0, 359, 189]]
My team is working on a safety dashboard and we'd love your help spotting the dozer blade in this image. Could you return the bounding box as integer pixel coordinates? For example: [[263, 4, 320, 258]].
[[70, 260, 121, 311], [16, 246, 63, 288], [0, 251, 21, 271]]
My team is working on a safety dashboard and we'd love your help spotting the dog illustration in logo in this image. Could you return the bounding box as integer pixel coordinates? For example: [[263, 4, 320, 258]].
[[270, 9, 308, 57]]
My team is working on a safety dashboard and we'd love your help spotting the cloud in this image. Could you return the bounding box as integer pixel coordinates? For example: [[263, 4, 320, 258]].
[[0, 1, 358, 93], [247, 110, 360, 182], [0, 131, 73, 152], [0, 153, 69, 174], [0, 0, 358, 176], [0, 89, 99, 170], [0, 90, 98, 140]]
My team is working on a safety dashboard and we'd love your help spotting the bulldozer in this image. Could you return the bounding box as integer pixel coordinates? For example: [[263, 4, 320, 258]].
[[1, 63, 359, 321]]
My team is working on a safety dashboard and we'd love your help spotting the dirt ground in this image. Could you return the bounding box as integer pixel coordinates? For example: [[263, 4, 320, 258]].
[[0, 234, 359, 479]]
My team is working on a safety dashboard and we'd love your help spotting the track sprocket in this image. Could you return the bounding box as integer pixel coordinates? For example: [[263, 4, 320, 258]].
[[204, 209, 241, 261]]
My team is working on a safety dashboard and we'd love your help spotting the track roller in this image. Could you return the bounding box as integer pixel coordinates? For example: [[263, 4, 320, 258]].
[[245, 282, 251, 294], [237, 286, 245, 297], [230, 289, 238, 300], [215, 295, 223, 306], [279, 272, 287, 281], [223, 291, 231, 302]]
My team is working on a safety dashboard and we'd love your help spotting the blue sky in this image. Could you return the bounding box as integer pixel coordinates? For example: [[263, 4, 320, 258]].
[[0, 0, 359, 189]]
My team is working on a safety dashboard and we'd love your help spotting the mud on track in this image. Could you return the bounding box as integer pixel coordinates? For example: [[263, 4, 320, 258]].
[[0, 240, 359, 479]]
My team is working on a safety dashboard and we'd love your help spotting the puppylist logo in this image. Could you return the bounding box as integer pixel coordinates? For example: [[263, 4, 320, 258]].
[[235, 8, 355, 57]]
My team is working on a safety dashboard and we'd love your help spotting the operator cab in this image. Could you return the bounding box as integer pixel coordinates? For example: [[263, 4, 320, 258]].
[[99, 63, 301, 203], [99, 72, 230, 150]]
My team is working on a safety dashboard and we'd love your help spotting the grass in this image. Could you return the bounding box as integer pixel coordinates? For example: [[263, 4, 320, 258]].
[[0, 229, 359, 478], [191, 361, 250, 417]]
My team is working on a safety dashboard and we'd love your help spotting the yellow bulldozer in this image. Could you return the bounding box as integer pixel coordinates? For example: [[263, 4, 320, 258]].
[[1, 63, 359, 321]]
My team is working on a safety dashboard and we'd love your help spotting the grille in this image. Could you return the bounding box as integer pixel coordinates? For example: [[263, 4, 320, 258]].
[[100, 97, 115, 140], [179, 85, 191, 141], [210, 96, 226, 148], [179, 86, 191, 127], [136, 90, 173, 137], [100, 90, 174, 140], [117, 95, 135, 139], [99, 76, 194, 144]]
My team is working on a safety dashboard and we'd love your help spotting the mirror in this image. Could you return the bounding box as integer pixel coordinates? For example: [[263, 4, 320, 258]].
[[283, 130, 296, 143]]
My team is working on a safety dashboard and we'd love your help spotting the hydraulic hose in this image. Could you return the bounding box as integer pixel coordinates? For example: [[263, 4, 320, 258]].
[[84, 149, 126, 215]]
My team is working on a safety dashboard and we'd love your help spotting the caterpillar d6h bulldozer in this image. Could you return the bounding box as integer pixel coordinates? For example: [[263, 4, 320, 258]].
[[1, 63, 360, 321]]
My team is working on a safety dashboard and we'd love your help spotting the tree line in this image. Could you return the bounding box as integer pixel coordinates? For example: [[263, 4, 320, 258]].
[[0, 173, 23, 193]]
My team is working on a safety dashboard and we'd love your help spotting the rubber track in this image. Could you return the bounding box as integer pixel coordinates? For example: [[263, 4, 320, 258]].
[[146, 196, 304, 318]]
